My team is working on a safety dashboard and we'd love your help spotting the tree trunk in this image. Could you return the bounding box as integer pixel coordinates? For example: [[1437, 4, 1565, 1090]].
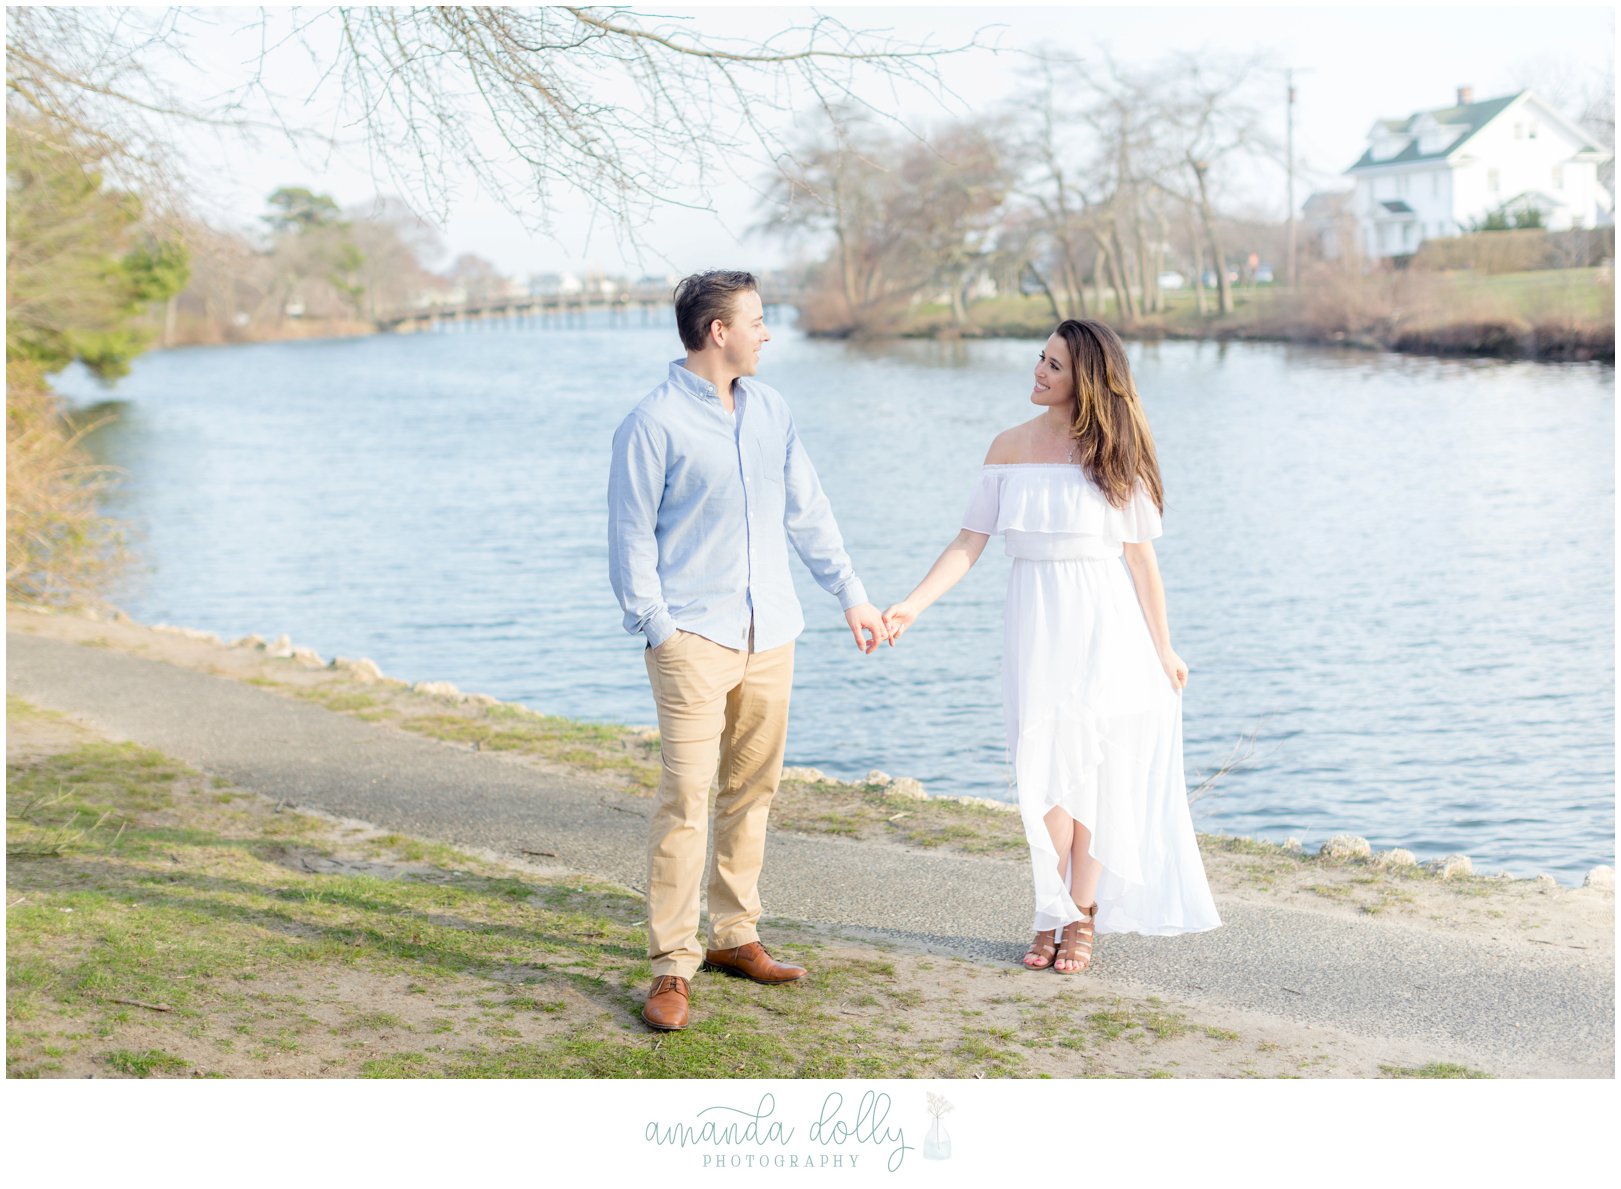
[[832, 173, 859, 326], [1108, 222, 1138, 322], [1190, 217, 1208, 317], [1026, 259, 1062, 323], [1152, 204, 1172, 315], [948, 268, 969, 328], [1190, 157, 1232, 316], [1131, 198, 1155, 315], [1091, 229, 1129, 322]]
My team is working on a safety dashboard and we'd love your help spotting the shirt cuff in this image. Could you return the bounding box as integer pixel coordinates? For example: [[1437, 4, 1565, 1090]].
[[836, 578, 869, 613], [642, 610, 678, 650]]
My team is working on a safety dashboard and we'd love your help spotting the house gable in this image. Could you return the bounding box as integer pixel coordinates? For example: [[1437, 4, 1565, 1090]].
[[1346, 92, 1525, 172]]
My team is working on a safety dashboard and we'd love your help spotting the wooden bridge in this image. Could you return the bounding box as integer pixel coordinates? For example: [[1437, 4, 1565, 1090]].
[[376, 286, 802, 334]]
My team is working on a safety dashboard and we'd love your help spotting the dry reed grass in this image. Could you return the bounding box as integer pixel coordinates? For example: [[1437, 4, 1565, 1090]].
[[6, 359, 132, 606]]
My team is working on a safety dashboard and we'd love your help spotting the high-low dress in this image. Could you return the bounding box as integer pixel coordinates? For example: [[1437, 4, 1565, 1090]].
[[962, 464, 1221, 938]]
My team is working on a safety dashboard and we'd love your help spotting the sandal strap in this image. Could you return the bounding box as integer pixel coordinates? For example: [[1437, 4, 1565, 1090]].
[[1056, 906, 1098, 969]]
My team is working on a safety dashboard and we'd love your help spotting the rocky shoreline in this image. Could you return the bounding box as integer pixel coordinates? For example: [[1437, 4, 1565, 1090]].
[[16, 602, 1613, 896]]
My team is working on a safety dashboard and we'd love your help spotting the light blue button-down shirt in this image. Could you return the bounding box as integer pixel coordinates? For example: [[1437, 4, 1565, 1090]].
[[608, 360, 868, 652]]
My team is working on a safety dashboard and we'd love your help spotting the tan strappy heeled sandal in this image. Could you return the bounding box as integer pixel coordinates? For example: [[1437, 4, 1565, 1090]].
[[1022, 928, 1057, 970], [1055, 904, 1098, 974]]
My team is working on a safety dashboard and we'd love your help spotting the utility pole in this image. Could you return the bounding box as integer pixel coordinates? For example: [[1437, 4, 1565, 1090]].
[[1286, 67, 1297, 291], [1285, 66, 1314, 291]]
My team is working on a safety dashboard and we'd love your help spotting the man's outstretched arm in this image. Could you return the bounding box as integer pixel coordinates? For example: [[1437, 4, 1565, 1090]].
[[781, 417, 888, 653]]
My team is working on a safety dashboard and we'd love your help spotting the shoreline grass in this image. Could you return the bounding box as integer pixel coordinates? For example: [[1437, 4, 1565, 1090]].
[[875, 267, 1615, 363]]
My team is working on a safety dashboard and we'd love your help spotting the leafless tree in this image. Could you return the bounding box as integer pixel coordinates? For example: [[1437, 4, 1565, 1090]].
[[344, 197, 445, 321], [1164, 52, 1278, 317], [1007, 57, 1095, 322], [761, 111, 1014, 333], [7, 6, 986, 255]]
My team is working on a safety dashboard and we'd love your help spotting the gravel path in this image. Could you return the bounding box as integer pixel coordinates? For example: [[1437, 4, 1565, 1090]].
[[8, 629, 1612, 1077]]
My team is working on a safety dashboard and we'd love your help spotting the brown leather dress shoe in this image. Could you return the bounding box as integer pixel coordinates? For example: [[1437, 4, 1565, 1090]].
[[642, 974, 690, 1031], [702, 941, 807, 984]]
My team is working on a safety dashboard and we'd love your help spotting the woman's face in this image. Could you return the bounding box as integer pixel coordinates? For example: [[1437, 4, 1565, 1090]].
[[1031, 333, 1075, 409]]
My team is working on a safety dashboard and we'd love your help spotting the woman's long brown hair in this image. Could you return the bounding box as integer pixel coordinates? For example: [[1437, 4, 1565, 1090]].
[[1054, 319, 1164, 513]]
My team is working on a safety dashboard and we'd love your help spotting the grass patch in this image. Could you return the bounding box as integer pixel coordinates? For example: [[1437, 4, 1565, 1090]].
[[772, 778, 1026, 856], [1379, 1062, 1493, 1079], [105, 1048, 189, 1078]]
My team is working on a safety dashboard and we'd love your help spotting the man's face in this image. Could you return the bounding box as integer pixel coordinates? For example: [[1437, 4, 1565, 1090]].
[[716, 289, 770, 377]]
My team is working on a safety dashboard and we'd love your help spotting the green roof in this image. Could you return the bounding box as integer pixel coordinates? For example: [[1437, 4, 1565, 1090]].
[[1347, 92, 1525, 172]]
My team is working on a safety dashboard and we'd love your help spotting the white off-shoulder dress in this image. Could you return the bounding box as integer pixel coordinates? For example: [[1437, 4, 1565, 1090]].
[[963, 464, 1221, 938]]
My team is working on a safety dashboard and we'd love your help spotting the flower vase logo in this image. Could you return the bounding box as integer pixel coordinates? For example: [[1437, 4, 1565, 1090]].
[[923, 1093, 953, 1161]]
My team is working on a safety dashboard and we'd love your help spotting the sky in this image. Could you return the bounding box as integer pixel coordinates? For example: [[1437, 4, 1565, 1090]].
[[143, 2, 1616, 279]]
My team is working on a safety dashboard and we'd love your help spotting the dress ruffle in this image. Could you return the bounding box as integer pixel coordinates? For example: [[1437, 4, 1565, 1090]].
[[962, 465, 1163, 543]]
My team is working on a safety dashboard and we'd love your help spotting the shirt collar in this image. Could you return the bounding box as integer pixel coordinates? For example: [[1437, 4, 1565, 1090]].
[[668, 359, 722, 402], [668, 359, 750, 408]]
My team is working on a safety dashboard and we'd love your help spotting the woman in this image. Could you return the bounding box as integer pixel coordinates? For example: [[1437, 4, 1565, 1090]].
[[882, 320, 1221, 973]]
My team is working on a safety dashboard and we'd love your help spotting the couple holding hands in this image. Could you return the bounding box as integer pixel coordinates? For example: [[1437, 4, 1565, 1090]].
[[608, 270, 1220, 1033]]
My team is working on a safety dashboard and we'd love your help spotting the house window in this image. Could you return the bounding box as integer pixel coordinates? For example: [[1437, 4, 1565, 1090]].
[[1529, 124, 1538, 139], [1397, 175, 1408, 195], [1514, 123, 1524, 139], [1553, 165, 1565, 189], [1431, 173, 1440, 197], [1487, 169, 1500, 191]]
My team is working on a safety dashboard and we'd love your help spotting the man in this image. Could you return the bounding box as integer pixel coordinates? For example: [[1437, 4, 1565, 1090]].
[[608, 270, 887, 1032]]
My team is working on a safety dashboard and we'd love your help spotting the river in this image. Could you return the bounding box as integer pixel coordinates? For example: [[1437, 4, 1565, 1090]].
[[60, 316, 1615, 882]]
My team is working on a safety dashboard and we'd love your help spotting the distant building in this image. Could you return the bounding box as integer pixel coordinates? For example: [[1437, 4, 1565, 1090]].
[[1345, 87, 1613, 259], [1302, 190, 1358, 262], [528, 272, 584, 297]]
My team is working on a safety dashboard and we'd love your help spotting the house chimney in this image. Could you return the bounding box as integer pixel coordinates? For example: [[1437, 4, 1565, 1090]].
[[1457, 85, 1474, 106]]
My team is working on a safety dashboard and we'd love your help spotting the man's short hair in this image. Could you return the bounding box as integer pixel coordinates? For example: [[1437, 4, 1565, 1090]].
[[673, 270, 758, 351]]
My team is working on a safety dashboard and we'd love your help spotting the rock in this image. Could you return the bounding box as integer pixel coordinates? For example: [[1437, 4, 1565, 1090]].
[[1283, 837, 1304, 853], [465, 693, 500, 708], [1376, 848, 1418, 869], [884, 777, 928, 801], [1423, 854, 1473, 880], [412, 680, 462, 700], [266, 633, 295, 659], [1583, 866, 1614, 891], [330, 657, 384, 683], [1534, 873, 1560, 892], [780, 767, 825, 783], [1318, 834, 1372, 861], [232, 634, 267, 651], [864, 770, 893, 788], [947, 795, 1016, 813], [109, 608, 129, 623], [290, 646, 324, 667], [153, 624, 223, 645]]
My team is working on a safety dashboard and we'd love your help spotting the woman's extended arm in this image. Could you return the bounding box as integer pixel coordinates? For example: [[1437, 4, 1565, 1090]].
[[1123, 539, 1187, 690], [881, 529, 990, 643]]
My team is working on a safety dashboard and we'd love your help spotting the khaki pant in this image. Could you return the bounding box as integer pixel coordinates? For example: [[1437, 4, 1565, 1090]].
[[644, 630, 795, 980]]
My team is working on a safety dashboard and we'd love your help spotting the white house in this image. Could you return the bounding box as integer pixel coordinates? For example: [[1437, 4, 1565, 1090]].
[[1346, 87, 1612, 259]]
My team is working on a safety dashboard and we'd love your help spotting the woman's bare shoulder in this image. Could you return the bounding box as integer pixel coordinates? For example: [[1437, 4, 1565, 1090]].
[[984, 421, 1038, 464], [983, 418, 1045, 465]]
